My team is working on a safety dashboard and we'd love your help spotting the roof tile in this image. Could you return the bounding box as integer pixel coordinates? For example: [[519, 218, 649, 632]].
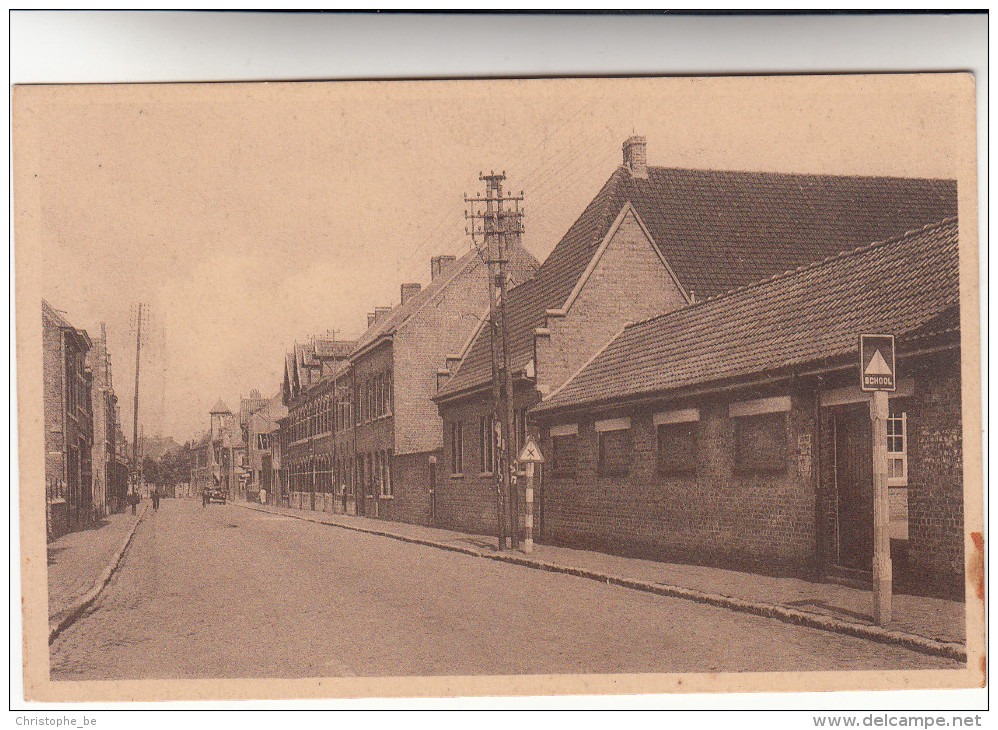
[[535, 218, 959, 413]]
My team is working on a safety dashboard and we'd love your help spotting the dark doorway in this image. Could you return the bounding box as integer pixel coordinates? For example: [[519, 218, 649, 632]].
[[833, 404, 873, 570]]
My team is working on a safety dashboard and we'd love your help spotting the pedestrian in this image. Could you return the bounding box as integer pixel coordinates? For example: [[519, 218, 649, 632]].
[[151, 487, 160, 511], [259, 488, 267, 505], [128, 490, 138, 515], [202, 488, 209, 508]]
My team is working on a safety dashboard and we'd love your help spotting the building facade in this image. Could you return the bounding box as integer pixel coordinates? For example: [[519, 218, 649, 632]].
[[433, 136, 959, 544], [282, 337, 353, 510], [87, 323, 126, 517], [246, 393, 287, 504], [531, 219, 963, 596], [341, 248, 539, 525], [43, 300, 94, 539]]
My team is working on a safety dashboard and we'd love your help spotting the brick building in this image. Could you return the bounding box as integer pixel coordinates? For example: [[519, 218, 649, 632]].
[[189, 400, 244, 499], [42, 300, 94, 539], [432, 136, 958, 541], [531, 219, 963, 596], [333, 248, 539, 525], [245, 393, 287, 503], [282, 337, 353, 510], [86, 322, 126, 517]]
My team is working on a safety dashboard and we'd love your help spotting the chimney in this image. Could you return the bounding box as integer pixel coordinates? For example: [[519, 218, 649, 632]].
[[367, 312, 376, 328], [400, 282, 422, 305], [374, 306, 392, 324], [622, 135, 648, 179], [431, 255, 456, 280]]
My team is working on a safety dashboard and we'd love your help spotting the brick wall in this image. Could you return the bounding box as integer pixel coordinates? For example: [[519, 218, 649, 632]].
[[538, 389, 819, 577], [535, 209, 687, 395], [436, 385, 541, 537], [906, 353, 964, 594], [384, 449, 440, 526], [43, 309, 65, 488]]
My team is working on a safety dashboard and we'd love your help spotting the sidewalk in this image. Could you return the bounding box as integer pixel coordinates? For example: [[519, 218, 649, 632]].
[[47, 507, 145, 623], [240, 500, 966, 659]]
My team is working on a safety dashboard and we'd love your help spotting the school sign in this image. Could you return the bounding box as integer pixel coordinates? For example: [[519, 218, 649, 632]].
[[860, 334, 896, 392]]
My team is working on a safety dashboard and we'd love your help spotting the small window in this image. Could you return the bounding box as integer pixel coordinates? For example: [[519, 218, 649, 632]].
[[657, 422, 697, 475], [551, 433, 578, 475], [450, 421, 464, 475], [479, 415, 497, 474], [598, 428, 631, 477], [734, 413, 787, 472], [887, 411, 908, 486]]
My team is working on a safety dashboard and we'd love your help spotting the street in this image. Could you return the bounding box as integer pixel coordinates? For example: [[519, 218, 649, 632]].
[[50, 499, 960, 680]]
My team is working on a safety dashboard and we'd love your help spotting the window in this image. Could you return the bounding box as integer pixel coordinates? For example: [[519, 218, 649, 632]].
[[450, 421, 464, 475], [550, 425, 578, 475], [887, 411, 907, 485], [597, 419, 632, 477], [734, 412, 787, 472], [657, 422, 697, 475], [379, 449, 394, 497], [366, 453, 374, 496], [479, 415, 498, 474]]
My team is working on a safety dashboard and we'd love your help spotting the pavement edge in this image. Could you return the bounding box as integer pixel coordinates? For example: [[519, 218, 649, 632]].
[[48, 505, 149, 644], [238, 502, 967, 663]]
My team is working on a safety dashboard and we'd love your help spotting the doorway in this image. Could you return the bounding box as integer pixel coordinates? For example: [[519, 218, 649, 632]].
[[833, 404, 873, 571]]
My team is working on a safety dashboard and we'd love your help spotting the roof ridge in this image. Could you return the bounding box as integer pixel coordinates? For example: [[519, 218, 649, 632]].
[[623, 216, 958, 332], [646, 164, 957, 184]]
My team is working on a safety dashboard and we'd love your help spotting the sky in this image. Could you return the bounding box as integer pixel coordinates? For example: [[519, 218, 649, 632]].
[[17, 75, 973, 442]]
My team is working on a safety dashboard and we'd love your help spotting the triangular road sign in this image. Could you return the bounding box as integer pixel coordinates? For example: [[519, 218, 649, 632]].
[[864, 349, 892, 376], [518, 436, 545, 464]]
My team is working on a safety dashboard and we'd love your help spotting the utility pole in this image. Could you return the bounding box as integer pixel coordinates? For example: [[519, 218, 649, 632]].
[[466, 171, 524, 550], [131, 303, 144, 496]]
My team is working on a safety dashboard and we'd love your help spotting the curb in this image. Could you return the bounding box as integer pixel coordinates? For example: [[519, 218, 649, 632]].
[[48, 505, 148, 644], [238, 502, 966, 663]]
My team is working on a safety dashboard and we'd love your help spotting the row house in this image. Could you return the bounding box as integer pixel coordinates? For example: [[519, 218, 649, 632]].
[[189, 400, 244, 498], [237, 389, 270, 500], [531, 218, 964, 597], [245, 393, 287, 504], [189, 431, 212, 493], [336, 248, 539, 524], [432, 136, 958, 544], [282, 336, 352, 509], [86, 322, 127, 517], [42, 299, 94, 539], [274, 247, 538, 524]]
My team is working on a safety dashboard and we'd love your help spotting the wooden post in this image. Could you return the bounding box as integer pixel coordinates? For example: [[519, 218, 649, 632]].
[[523, 462, 534, 554], [870, 389, 892, 625]]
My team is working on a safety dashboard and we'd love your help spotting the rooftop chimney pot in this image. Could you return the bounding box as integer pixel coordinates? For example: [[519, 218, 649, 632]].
[[431, 255, 457, 280], [401, 282, 422, 305], [622, 135, 648, 179]]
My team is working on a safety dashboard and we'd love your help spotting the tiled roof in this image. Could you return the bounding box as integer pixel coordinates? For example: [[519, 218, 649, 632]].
[[314, 339, 355, 359], [534, 218, 959, 414], [351, 242, 539, 359], [210, 399, 231, 414], [436, 164, 957, 401]]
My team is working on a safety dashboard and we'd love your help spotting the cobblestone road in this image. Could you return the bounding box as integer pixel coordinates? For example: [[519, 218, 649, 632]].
[[50, 500, 959, 679]]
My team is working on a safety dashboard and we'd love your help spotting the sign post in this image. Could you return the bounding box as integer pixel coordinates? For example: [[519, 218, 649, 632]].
[[517, 437, 545, 554], [860, 334, 896, 626]]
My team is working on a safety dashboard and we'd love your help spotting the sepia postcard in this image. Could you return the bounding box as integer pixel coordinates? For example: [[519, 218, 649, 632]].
[[13, 73, 982, 703]]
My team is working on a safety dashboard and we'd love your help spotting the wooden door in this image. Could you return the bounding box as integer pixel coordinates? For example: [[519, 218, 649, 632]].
[[834, 405, 873, 570]]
